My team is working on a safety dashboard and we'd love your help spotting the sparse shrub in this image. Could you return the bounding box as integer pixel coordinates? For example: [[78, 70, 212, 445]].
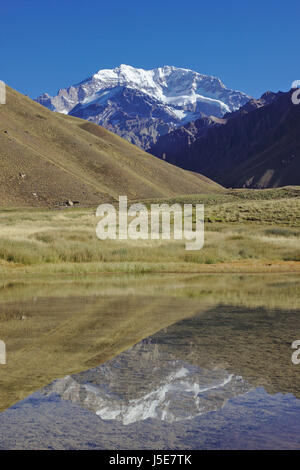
[[265, 228, 299, 237]]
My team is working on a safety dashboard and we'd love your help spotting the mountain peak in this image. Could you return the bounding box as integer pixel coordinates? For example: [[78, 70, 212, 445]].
[[36, 64, 250, 149]]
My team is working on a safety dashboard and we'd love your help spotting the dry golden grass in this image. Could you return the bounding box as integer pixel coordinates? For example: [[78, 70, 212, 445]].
[[0, 187, 299, 274]]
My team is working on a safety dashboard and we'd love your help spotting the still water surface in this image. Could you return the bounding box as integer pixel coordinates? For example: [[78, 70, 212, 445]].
[[0, 274, 299, 449]]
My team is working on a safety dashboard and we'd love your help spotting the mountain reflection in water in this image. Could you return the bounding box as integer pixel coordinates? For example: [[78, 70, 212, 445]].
[[43, 340, 251, 425], [1, 300, 300, 449]]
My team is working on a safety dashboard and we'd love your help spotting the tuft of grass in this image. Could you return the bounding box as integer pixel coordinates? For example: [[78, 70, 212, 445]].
[[265, 228, 299, 237]]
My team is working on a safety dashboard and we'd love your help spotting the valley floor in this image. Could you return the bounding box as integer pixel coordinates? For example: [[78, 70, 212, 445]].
[[0, 186, 299, 275], [0, 184, 299, 410]]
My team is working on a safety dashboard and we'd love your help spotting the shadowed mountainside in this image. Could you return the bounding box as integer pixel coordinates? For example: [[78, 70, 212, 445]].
[[150, 90, 300, 189]]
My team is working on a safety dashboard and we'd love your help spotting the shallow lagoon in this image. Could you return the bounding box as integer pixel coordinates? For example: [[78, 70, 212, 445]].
[[0, 273, 299, 449]]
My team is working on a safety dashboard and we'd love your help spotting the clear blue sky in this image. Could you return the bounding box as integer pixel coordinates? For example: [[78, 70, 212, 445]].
[[1, 0, 299, 99]]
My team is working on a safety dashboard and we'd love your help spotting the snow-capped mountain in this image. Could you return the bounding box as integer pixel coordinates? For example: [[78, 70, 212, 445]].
[[36, 64, 251, 149]]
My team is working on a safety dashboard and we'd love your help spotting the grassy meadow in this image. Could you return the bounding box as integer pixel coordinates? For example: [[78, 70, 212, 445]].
[[0, 186, 299, 274]]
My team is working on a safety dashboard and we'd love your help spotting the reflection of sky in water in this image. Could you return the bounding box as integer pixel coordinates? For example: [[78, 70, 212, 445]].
[[1, 387, 300, 449], [1, 336, 300, 449]]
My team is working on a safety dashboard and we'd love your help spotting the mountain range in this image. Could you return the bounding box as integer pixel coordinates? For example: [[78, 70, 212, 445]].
[[150, 89, 300, 188], [3, 65, 299, 196], [36, 64, 250, 150]]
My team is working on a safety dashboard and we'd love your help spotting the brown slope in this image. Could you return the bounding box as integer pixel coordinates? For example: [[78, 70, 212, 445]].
[[0, 86, 223, 208]]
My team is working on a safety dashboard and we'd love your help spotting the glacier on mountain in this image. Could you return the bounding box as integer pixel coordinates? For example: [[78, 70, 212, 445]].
[[36, 64, 250, 149]]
